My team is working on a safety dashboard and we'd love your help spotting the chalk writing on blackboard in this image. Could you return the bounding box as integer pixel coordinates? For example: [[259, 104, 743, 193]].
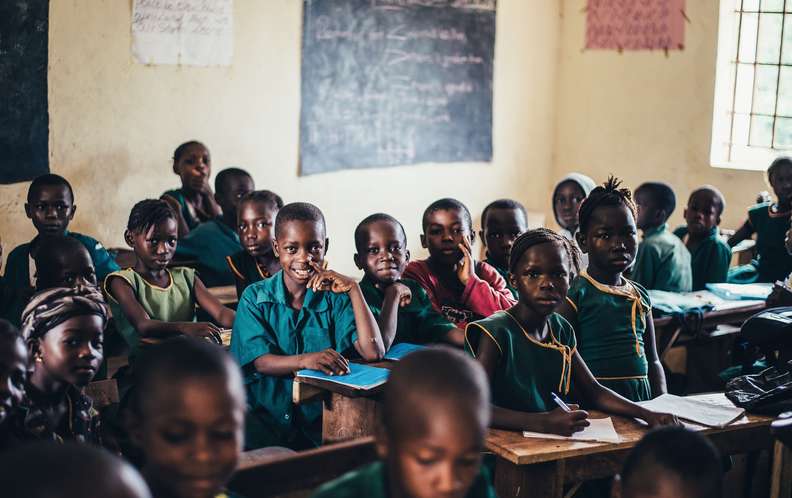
[[586, 0, 685, 51], [131, 0, 233, 66], [299, 0, 495, 175]]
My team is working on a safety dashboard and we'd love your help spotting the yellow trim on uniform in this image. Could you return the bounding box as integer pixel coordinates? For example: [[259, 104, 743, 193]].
[[595, 375, 648, 381], [465, 322, 503, 357], [565, 296, 578, 312], [226, 255, 246, 281]]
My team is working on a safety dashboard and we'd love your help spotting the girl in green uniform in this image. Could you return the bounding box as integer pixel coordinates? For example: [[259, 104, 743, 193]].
[[466, 228, 676, 435], [558, 177, 666, 402]]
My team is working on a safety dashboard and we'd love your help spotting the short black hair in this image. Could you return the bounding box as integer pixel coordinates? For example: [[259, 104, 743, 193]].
[[354, 213, 407, 254], [27, 174, 74, 204], [239, 189, 284, 213], [689, 185, 726, 216], [635, 181, 676, 222], [481, 199, 528, 228], [422, 198, 473, 233], [509, 228, 580, 275], [768, 156, 792, 183], [127, 199, 176, 234], [33, 235, 92, 287], [215, 167, 253, 196], [0, 319, 22, 347], [274, 202, 326, 239], [622, 427, 722, 498], [578, 176, 639, 235], [172, 140, 207, 162]]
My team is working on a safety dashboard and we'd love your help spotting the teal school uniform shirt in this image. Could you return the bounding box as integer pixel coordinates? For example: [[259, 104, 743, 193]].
[[748, 202, 792, 283], [4, 231, 120, 291], [226, 250, 272, 298], [230, 270, 359, 449], [311, 461, 497, 498], [359, 276, 455, 345], [673, 226, 731, 291], [175, 218, 242, 287], [632, 223, 692, 292], [484, 257, 517, 299]]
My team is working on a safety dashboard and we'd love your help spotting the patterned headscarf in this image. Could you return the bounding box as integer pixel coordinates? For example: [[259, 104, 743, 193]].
[[21, 286, 109, 342]]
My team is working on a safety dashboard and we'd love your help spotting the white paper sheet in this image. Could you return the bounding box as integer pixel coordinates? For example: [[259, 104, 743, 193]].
[[523, 417, 621, 444], [638, 393, 745, 428], [131, 0, 233, 66]]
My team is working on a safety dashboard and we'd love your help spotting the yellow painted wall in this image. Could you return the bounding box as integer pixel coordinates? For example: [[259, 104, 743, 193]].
[[554, 0, 769, 231], [0, 0, 559, 275]]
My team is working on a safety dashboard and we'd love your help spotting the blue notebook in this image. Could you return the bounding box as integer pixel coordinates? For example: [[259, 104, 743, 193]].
[[296, 363, 390, 390], [384, 342, 426, 361]]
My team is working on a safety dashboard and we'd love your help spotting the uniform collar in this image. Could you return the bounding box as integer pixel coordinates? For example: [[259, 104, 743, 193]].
[[254, 270, 329, 311], [643, 223, 667, 238]]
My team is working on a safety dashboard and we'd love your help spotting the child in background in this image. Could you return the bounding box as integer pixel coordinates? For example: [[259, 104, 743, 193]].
[[479, 199, 529, 299], [33, 235, 97, 290], [0, 321, 27, 450], [552, 173, 596, 266], [227, 190, 284, 297], [126, 338, 246, 498], [175, 168, 255, 287], [673, 186, 731, 291], [5, 174, 119, 293], [161, 140, 222, 238], [632, 181, 692, 292], [312, 347, 497, 498], [404, 198, 515, 328], [106, 200, 235, 358], [19, 286, 107, 444], [618, 427, 723, 498], [729, 156, 792, 283], [559, 178, 666, 402], [467, 229, 675, 435], [231, 202, 384, 450], [354, 213, 462, 348]]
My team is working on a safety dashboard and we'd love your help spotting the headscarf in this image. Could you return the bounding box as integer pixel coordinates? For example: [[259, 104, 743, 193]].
[[21, 286, 109, 342], [552, 172, 597, 227]]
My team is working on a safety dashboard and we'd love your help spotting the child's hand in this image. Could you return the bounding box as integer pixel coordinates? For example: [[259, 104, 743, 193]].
[[384, 282, 412, 307], [455, 235, 475, 286], [643, 411, 681, 428], [308, 262, 355, 293], [300, 349, 350, 375], [180, 322, 223, 343], [542, 405, 590, 436]]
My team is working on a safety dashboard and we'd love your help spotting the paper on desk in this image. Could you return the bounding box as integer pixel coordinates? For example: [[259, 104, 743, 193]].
[[638, 393, 745, 428], [523, 417, 620, 444]]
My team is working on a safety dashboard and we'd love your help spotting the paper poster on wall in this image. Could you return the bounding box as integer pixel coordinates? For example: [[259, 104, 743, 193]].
[[131, 0, 233, 66], [586, 0, 685, 51]]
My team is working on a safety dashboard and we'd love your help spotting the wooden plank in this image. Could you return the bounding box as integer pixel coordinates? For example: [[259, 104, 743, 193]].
[[323, 392, 383, 444], [770, 441, 792, 498], [237, 446, 297, 471], [292, 378, 326, 404], [494, 458, 564, 498]]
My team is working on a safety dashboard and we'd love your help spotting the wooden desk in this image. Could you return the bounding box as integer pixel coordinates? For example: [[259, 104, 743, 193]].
[[208, 285, 238, 305], [486, 394, 776, 498]]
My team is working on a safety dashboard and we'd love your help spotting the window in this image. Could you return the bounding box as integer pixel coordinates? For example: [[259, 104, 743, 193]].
[[711, 0, 792, 170]]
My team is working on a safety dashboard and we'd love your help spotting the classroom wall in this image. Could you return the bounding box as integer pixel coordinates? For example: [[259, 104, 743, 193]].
[[0, 0, 560, 276], [554, 0, 769, 231]]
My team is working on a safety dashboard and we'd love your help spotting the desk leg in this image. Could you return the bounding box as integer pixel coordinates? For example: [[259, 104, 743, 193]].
[[322, 393, 381, 444], [770, 441, 792, 498], [494, 458, 564, 498]]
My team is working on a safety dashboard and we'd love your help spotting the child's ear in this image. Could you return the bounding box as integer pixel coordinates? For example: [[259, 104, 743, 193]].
[[27, 339, 40, 366], [420, 234, 427, 249], [478, 229, 485, 247], [469, 231, 477, 245], [123, 230, 135, 248], [272, 239, 280, 258], [172, 161, 180, 176], [656, 209, 668, 226], [353, 253, 363, 270], [68, 205, 77, 220], [405, 249, 411, 263], [24, 203, 32, 220], [508, 271, 518, 290], [324, 238, 330, 255], [575, 232, 588, 254]]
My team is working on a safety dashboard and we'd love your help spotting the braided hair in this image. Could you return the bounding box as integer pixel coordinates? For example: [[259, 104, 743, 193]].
[[577, 176, 638, 236], [126, 199, 176, 234], [509, 228, 581, 277]]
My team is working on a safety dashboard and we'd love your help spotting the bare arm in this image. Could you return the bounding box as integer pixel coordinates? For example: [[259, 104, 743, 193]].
[[727, 219, 754, 247], [348, 284, 386, 360], [377, 284, 411, 350], [442, 328, 465, 347], [253, 349, 350, 377], [193, 276, 235, 328], [644, 311, 668, 396]]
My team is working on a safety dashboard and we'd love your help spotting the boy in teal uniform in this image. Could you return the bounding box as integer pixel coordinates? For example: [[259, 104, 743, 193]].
[[673, 186, 731, 290], [632, 182, 692, 292], [478, 199, 529, 299], [353, 213, 462, 348], [5, 174, 119, 307], [729, 156, 792, 283], [230, 202, 384, 450], [175, 168, 254, 287], [312, 348, 497, 498]]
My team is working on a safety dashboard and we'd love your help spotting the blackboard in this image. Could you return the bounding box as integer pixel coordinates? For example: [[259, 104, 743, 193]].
[[300, 0, 495, 175], [0, 0, 49, 184]]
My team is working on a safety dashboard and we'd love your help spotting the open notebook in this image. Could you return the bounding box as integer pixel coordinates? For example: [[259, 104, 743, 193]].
[[523, 417, 621, 444], [637, 394, 745, 428], [296, 363, 390, 391]]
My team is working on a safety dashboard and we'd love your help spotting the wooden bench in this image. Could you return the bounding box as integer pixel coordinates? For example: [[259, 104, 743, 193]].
[[84, 378, 119, 409]]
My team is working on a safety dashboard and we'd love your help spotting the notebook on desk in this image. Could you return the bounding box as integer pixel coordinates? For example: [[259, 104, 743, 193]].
[[523, 417, 621, 444], [638, 393, 745, 428], [383, 343, 425, 361], [296, 363, 390, 391]]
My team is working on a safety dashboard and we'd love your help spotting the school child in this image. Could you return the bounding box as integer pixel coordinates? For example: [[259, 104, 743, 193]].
[[728, 156, 792, 283], [18, 286, 107, 444], [467, 228, 676, 435], [354, 213, 463, 348], [0, 237, 27, 327], [312, 347, 497, 498], [231, 202, 384, 449], [632, 181, 692, 292], [478, 199, 529, 299], [161, 140, 222, 238], [403, 198, 516, 328], [618, 427, 722, 498], [126, 338, 246, 498], [175, 167, 255, 287], [0, 320, 27, 449], [5, 174, 119, 294], [105, 199, 235, 358], [558, 178, 667, 402], [0, 441, 152, 498], [673, 186, 731, 291], [226, 190, 284, 297], [553, 173, 596, 266], [33, 235, 97, 290]]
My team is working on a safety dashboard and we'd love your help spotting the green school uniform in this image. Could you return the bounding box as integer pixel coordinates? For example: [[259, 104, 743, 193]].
[[162, 188, 201, 230], [632, 223, 692, 292], [226, 250, 272, 298], [673, 226, 731, 291], [230, 270, 359, 450], [359, 276, 455, 345], [465, 311, 576, 412], [748, 202, 792, 283], [566, 271, 652, 402], [311, 461, 497, 498], [485, 257, 517, 299], [175, 218, 242, 287], [104, 267, 197, 357]]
